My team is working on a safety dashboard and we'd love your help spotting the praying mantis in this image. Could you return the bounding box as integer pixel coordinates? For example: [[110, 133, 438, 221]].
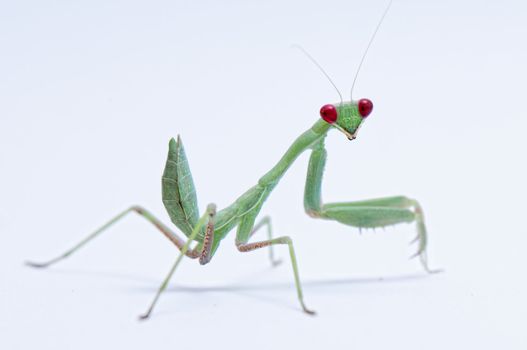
[[27, 0, 438, 318]]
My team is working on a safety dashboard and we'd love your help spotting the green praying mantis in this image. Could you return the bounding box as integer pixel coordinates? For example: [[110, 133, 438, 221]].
[[27, 1, 439, 318]]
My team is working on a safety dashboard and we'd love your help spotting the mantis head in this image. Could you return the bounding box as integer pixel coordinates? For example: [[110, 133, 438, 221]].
[[319, 99, 373, 140], [296, 0, 391, 141]]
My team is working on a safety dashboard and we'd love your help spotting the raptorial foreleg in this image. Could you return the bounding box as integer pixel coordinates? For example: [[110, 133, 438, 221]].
[[303, 138, 438, 273]]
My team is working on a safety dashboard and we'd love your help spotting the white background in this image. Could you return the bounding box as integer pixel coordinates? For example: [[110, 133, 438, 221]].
[[1, 0, 526, 348]]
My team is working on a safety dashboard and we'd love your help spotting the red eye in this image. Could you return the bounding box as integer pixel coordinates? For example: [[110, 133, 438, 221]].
[[358, 98, 373, 118], [320, 104, 338, 124]]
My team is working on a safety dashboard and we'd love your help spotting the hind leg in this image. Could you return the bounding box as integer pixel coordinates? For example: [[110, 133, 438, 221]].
[[26, 205, 200, 269], [140, 204, 216, 319]]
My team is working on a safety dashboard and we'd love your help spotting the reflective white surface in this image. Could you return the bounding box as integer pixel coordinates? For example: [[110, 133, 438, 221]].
[[1, 0, 526, 348]]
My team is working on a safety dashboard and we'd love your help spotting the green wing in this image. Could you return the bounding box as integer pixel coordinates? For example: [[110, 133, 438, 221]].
[[162, 136, 199, 237]]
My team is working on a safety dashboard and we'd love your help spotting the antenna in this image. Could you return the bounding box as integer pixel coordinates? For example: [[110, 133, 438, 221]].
[[350, 0, 393, 100], [292, 44, 343, 105]]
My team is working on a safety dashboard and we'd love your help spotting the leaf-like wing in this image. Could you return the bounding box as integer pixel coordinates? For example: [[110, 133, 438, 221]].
[[162, 136, 199, 237]]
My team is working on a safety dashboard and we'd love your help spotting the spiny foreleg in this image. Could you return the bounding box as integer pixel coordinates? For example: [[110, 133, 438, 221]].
[[304, 138, 438, 273]]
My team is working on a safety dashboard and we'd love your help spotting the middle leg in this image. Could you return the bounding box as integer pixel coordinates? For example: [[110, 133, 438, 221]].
[[248, 216, 282, 266], [235, 212, 315, 315]]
